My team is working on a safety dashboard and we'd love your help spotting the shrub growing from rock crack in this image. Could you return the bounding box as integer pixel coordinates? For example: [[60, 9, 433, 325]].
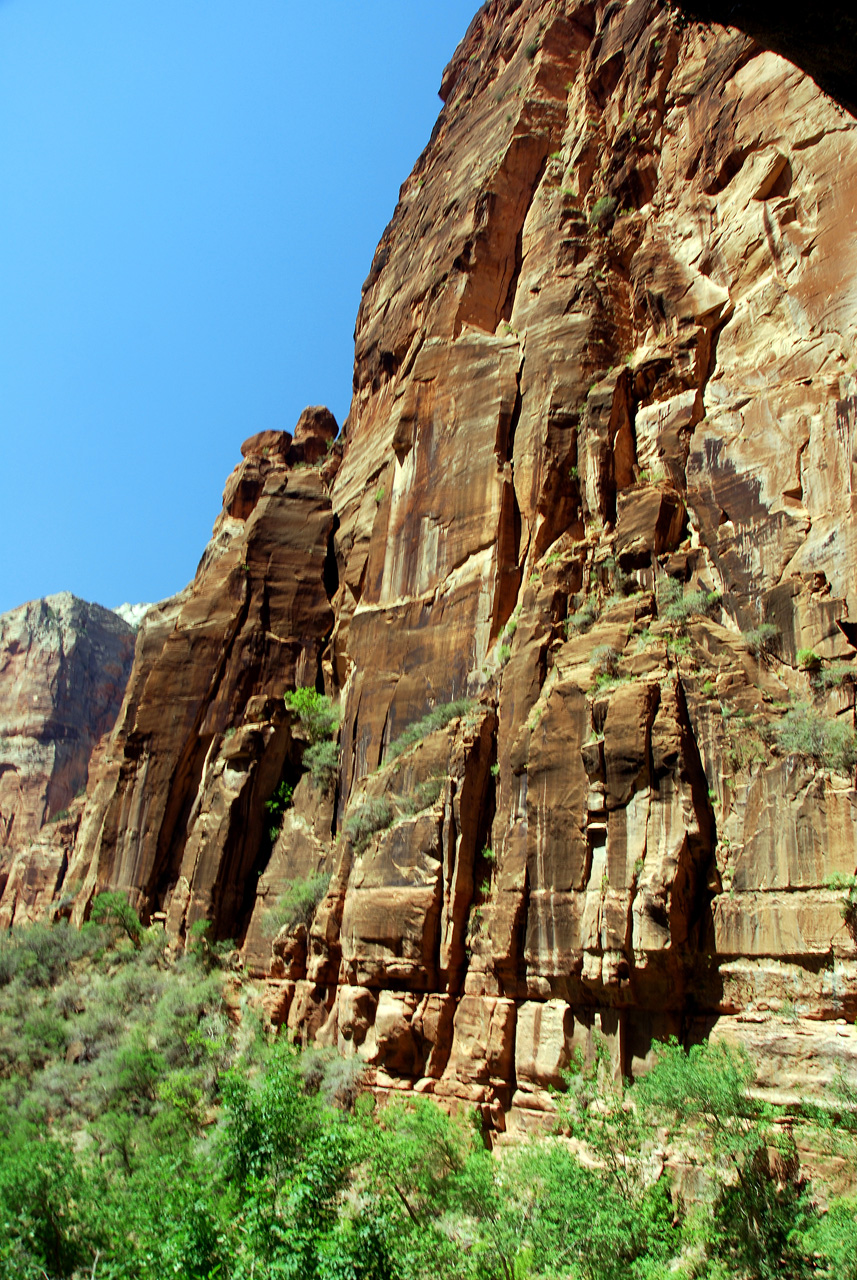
[[386, 699, 474, 762], [775, 703, 857, 776], [304, 739, 339, 790], [397, 775, 445, 816], [658, 576, 720, 631], [343, 796, 394, 851], [284, 687, 340, 744], [743, 623, 780, 657], [262, 872, 331, 936]]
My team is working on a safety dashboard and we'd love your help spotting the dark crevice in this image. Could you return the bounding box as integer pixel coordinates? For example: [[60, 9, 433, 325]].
[[323, 514, 341, 603]]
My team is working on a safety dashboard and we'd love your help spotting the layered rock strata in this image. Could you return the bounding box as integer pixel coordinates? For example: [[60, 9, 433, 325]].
[[22, 0, 857, 1128], [0, 594, 135, 924]]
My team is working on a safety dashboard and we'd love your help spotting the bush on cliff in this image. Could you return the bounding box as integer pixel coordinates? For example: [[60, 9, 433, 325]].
[[285, 686, 341, 793], [775, 702, 857, 776], [343, 796, 394, 851], [386, 698, 475, 762], [285, 686, 340, 744], [262, 871, 331, 936]]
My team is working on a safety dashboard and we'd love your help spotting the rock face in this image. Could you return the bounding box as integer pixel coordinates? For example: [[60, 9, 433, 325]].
[[0, 594, 135, 924], [66, 421, 339, 943], [19, 0, 857, 1126]]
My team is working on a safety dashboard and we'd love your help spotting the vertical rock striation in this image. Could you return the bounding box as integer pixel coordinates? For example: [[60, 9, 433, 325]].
[[0, 594, 135, 924], [14, 0, 857, 1126]]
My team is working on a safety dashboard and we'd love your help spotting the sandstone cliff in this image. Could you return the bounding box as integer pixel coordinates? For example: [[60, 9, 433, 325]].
[[0, 594, 135, 925], [21, 0, 857, 1129]]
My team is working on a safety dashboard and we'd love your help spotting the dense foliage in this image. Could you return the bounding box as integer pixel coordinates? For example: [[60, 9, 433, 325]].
[[0, 910, 855, 1279]]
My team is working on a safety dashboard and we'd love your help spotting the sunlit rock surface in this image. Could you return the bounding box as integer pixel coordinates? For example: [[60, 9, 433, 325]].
[[11, 0, 857, 1127]]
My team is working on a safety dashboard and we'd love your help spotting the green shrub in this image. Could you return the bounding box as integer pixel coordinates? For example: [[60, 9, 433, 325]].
[[743, 623, 780, 656], [89, 892, 143, 950], [387, 699, 475, 762], [797, 648, 822, 672], [776, 703, 857, 775], [658, 576, 720, 630], [264, 781, 294, 843], [397, 775, 445, 816], [284, 688, 340, 744], [816, 660, 854, 689], [498, 643, 512, 665], [825, 874, 857, 941], [590, 645, 621, 677], [343, 796, 394, 851], [565, 593, 599, 636], [263, 872, 332, 936], [304, 739, 339, 791], [589, 195, 618, 227]]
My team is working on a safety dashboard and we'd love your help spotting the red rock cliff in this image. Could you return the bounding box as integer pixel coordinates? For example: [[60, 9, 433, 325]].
[[0, 594, 135, 925], [36, 0, 857, 1127]]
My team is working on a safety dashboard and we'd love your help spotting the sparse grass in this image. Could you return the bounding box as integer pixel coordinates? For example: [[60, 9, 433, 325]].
[[387, 699, 475, 762], [797, 647, 822, 672]]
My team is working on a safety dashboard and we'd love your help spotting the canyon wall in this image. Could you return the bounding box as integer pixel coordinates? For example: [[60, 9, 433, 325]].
[[0, 594, 135, 926], [11, 0, 857, 1129]]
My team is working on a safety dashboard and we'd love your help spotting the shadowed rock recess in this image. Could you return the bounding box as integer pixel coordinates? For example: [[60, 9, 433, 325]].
[[6, 0, 857, 1131]]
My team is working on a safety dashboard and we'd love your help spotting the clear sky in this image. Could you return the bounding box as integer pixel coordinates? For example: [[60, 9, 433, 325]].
[[0, 0, 478, 616]]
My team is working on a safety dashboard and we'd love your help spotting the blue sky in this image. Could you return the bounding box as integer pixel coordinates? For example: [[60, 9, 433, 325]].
[[0, 0, 477, 615]]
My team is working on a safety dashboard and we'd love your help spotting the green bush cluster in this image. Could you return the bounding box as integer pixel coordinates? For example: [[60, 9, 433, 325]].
[[387, 699, 474, 762], [343, 796, 394, 852], [285, 687, 341, 795], [775, 702, 857, 776], [565, 592, 599, 636], [658, 576, 720, 631], [743, 622, 780, 657], [263, 872, 332, 937], [264, 781, 294, 843], [2, 978, 857, 1280], [397, 775, 445, 816], [285, 687, 340, 744]]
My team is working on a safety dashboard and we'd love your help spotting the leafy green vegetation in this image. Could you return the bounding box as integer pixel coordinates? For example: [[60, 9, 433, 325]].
[[1, 935, 856, 1280], [396, 775, 445, 816], [743, 623, 780, 657], [343, 795, 395, 851], [658, 576, 720, 632], [304, 739, 340, 790], [285, 687, 340, 744], [263, 872, 332, 937], [264, 780, 294, 842], [565, 592, 599, 636], [285, 687, 341, 795], [775, 702, 857, 775], [386, 699, 475, 762]]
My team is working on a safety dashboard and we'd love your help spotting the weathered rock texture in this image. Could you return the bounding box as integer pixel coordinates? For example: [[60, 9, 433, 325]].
[[17, 0, 857, 1127], [0, 594, 135, 924], [66, 419, 339, 943]]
